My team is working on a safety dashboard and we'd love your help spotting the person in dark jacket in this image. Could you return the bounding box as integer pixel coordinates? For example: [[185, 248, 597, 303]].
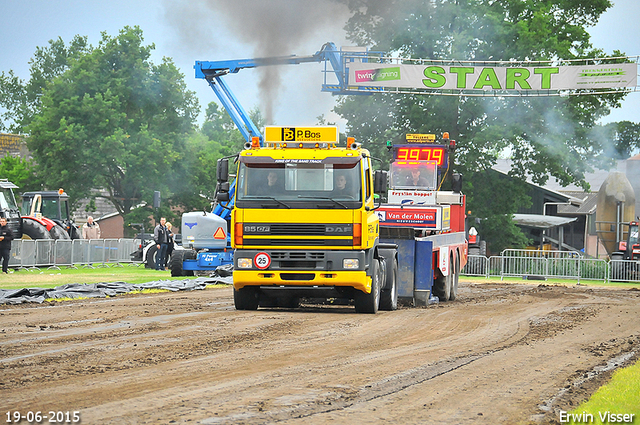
[[153, 217, 169, 271], [0, 217, 14, 274]]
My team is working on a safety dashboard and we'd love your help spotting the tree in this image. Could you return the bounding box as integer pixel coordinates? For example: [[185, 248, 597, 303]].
[[0, 35, 90, 133], [607, 121, 640, 159], [335, 0, 627, 251], [25, 26, 200, 217], [0, 154, 41, 192]]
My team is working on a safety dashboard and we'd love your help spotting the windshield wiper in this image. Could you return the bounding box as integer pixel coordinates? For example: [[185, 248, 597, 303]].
[[244, 196, 290, 209], [297, 195, 348, 209]]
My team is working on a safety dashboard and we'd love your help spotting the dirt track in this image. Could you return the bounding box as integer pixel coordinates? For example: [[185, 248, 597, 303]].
[[1, 281, 639, 424]]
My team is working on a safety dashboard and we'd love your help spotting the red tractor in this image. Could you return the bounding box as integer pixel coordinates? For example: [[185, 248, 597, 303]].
[[20, 189, 81, 239], [613, 220, 640, 261]]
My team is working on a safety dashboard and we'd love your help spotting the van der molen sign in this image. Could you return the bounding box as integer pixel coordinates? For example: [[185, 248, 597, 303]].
[[348, 62, 637, 91]]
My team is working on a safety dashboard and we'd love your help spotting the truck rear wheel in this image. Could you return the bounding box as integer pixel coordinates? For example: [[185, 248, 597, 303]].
[[449, 255, 460, 301], [379, 257, 398, 311], [354, 259, 380, 314], [21, 219, 53, 240], [432, 268, 451, 301], [234, 286, 259, 310]]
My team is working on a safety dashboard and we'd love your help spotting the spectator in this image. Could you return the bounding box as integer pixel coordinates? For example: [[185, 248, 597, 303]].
[[154, 217, 169, 271], [165, 222, 175, 269], [0, 217, 13, 274], [82, 216, 101, 239]]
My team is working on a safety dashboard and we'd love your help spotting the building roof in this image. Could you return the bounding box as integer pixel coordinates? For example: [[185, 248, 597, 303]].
[[512, 214, 577, 229], [556, 192, 598, 216]]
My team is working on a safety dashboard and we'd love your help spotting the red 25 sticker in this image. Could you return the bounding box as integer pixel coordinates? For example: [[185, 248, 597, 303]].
[[254, 252, 271, 270]]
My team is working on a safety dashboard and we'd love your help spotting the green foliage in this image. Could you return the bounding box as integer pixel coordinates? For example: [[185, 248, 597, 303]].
[[606, 120, 640, 159], [0, 154, 41, 191], [336, 0, 630, 252], [464, 170, 531, 252], [0, 35, 91, 133], [24, 26, 200, 215]]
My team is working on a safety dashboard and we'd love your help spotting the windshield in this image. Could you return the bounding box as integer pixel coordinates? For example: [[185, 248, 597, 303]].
[[389, 160, 438, 190], [236, 161, 362, 208], [41, 198, 63, 219], [629, 224, 639, 245], [0, 188, 18, 211]]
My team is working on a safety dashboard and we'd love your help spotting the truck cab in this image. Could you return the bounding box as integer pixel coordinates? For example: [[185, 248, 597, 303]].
[[219, 126, 397, 313]]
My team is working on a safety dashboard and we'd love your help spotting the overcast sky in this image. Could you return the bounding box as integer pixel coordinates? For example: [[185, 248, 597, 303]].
[[1, 0, 638, 130]]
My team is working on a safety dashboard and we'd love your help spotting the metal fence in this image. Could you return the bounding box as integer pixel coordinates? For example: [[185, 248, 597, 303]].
[[7, 238, 142, 270], [462, 249, 633, 284], [8, 241, 639, 284]]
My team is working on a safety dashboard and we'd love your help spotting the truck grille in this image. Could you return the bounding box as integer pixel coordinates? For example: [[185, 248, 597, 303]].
[[243, 223, 352, 237], [271, 252, 325, 260], [270, 224, 326, 235], [243, 239, 352, 246]]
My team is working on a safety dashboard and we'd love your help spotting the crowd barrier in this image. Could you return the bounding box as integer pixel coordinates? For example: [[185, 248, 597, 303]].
[[462, 249, 638, 284], [7, 238, 142, 270], [8, 241, 639, 284]]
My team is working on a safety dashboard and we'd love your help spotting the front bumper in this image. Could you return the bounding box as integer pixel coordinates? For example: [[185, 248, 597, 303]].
[[233, 269, 370, 293]]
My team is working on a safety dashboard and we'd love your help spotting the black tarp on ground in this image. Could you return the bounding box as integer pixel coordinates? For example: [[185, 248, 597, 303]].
[[0, 275, 234, 305]]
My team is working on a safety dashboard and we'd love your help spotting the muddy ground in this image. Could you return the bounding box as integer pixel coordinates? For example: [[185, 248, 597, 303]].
[[1, 281, 639, 424]]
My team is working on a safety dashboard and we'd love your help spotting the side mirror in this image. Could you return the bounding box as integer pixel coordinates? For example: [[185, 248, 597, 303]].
[[373, 170, 388, 194], [216, 158, 229, 183], [216, 191, 230, 202], [452, 173, 463, 193]]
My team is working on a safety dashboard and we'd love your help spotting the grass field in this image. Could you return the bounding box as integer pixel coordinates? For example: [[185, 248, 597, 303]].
[[565, 360, 640, 424], [0, 263, 195, 290], [1, 267, 638, 291]]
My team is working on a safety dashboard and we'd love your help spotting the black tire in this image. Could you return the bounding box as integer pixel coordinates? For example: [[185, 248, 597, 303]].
[[443, 267, 452, 301], [354, 259, 380, 314], [182, 249, 196, 276], [432, 261, 452, 302], [379, 256, 398, 311], [49, 224, 71, 240], [170, 250, 185, 277], [21, 219, 52, 240], [234, 286, 259, 310], [449, 255, 460, 301], [68, 224, 81, 240], [145, 245, 158, 269], [479, 240, 487, 256]]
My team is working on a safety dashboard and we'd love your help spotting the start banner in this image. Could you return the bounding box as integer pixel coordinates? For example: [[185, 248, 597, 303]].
[[348, 62, 637, 91]]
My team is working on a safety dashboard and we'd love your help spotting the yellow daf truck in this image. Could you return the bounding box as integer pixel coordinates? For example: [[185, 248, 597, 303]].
[[215, 126, 399, 313]]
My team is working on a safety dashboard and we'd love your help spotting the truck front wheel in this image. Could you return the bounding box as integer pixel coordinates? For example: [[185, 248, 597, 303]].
[[354, 259, 380, 314], [234, 286, 259, 310]]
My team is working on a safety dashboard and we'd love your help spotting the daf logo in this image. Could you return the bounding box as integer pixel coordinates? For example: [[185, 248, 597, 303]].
[[326, 225, 352, 234]]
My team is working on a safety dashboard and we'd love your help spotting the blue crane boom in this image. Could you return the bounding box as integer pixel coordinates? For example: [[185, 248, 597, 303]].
[[195, 42, 380, 220], [194, 42, 380, 146]]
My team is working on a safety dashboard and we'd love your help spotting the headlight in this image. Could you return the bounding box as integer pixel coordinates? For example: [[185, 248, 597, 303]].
[[343, 259, 359, 269], [237, 258, 253, 269]]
